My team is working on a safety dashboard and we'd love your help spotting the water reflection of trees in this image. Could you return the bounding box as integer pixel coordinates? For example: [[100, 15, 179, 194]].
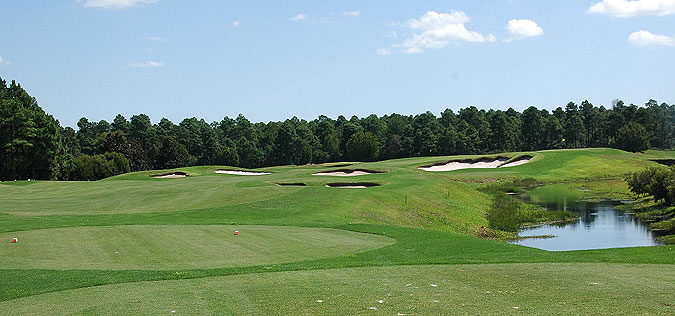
[[516, 197, 664, 250], [541, 200, 653, 233]]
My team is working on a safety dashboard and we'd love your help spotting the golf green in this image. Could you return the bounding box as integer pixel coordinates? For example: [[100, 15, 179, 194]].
[[2, 263, 672, 315], [0, 225, 395, 270]]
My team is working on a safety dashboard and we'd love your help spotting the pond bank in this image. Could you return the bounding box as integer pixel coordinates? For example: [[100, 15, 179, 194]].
[[483, 178, 672, 249]]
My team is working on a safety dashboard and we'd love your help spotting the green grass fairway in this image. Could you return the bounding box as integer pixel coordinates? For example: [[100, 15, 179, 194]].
[[0, 148, 673, 314], [2, 263, 672, 315], [1, 225, 394, 270]]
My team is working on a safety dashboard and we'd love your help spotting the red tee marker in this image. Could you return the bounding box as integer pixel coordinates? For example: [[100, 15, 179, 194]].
[[234, 231, 239, 236], [11, 238, 18, 243]]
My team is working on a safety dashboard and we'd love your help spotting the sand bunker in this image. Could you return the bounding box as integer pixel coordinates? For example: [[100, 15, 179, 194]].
[[152, 172, 188, 178], [276, 182, 307, 186], [313, 169, 385, 177], [499, 155, 533, 168], [326, 182, 380, 188], [215, 169, 271, 176], [419, 155, 532, 172]]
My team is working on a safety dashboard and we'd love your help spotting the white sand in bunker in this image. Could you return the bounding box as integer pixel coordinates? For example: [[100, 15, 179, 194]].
[[419, 156, 532, 172], [500, 158, 531, 168], [326, 185, 369, 189], [313, 169, 384, 177], [215, 169, 271, 176], [326, 182, 380, 189], [151, 172, 188, 178]]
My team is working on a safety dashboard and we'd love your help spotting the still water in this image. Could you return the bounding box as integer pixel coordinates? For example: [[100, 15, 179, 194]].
[[511, 185, 664, 251]]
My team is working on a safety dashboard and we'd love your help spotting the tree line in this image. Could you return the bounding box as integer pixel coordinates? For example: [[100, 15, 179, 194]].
[[1, 76, 673, 181]]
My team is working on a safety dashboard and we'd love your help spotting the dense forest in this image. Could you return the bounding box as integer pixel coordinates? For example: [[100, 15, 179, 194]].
[[1, 77, 673, 181]]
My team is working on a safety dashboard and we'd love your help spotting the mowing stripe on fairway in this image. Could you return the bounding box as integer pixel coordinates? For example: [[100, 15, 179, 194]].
[[0, 225, 395, 270], [1, 263, 672, 315]]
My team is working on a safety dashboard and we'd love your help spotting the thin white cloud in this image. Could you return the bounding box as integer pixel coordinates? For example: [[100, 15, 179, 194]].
[[81, 0, 159, 9], [147, 36, 166, 42], [0, 56, 10, 65], [588, 0, 675, 17], [375, 48, 392, 55], [628, 30, 675, 46], [394, 10, 495, 54], [232, 21, 240, 27], [289, 14, 307, 22], [385, 31, 398, 39], [129, 61, 165, 67], [343, 10, 360, 17], [505, 19, 543, 41]]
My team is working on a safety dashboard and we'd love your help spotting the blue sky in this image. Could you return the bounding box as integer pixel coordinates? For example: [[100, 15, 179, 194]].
[[1, 1, 674, 127]]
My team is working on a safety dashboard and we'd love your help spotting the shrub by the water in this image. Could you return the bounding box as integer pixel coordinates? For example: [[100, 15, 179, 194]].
[[626, 166, 675, 205], [486, 194, 522, 232], [485, 183, 577, 233]]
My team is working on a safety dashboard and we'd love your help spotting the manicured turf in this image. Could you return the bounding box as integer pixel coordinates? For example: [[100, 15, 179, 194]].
[[0, 148, 673, 314], [0, 225, 394, 270], [3, 263, 673, 315]]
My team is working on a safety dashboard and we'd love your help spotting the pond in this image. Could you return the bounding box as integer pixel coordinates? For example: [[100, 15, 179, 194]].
[[511, 184, 664, 251]]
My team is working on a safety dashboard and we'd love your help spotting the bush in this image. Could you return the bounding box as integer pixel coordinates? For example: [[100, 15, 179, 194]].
[[626, 166, 675, 205], [486, 194, 522, 232], [72, 152, 130, 181]]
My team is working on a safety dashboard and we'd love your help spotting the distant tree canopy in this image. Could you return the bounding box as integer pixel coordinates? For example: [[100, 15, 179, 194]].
[[616, 122, 650, 153], [1, 76, 674, 180], [0, 78, 65, 180]]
